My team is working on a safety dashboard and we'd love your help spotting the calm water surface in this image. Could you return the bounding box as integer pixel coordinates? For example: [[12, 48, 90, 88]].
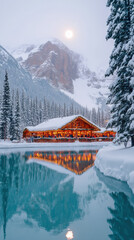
[[0, 149, 134, 240]]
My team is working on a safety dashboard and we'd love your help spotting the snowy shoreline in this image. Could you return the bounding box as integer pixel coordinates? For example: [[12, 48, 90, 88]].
[[0, 140, 110, 152], [95, 144, 134, 194]]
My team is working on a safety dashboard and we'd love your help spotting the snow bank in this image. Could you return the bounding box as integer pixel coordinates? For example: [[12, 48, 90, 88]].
[[95, 144, 134, 194]]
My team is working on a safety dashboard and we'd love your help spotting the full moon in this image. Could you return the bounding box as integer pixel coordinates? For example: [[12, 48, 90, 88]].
[[65, 30, 74, 39]]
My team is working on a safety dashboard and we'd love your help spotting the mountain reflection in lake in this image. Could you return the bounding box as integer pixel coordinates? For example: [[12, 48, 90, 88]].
[[0, 150, 134, 240]]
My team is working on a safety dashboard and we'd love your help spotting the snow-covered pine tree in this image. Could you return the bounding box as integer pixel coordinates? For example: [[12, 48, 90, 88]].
[[97, 108, 101, 127], [11, 89, 15, 118], [20, 90, 26, 130], [9, 103, 15, 141], [74, 107, 79, 115], [105, 106, 111, 126], [81, 107, 85, 117], [54, 103, 58, 118], [47, 101, 51, 119], [69, 103, 74, 116], [106, 0, 134, 145], [91, 108, 97, 124], [14, 89, 21, 140], [100, 108, 105, 127], [87, 108, 91, 121], [39, 101, 43, 123], [126, 0, 134, 146], [25, 96, 30, 125], [63, 103, 66, 117], [30, 99, 34, 125], [85, 107, 88, 119], [32, 99, 36, 125], [58, 104, 61, 117], [66, 107, 69, 117], [35, 97, 39, 125], [128, 62, 134, 146], [0, 72, 11, 140], [27, 98, 32, 126], [86, 109, 91, 121], [50, 101, 55, 118], [0, 90, 2, 112], [60, 105, 64, 118], [43, 97, 48, 121]]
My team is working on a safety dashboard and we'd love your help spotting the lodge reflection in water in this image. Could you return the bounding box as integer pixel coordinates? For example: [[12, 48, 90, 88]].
[[26, 150, 98, 175]]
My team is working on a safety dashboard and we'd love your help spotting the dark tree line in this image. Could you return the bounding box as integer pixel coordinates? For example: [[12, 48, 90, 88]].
[[0, 72, 110, 140]]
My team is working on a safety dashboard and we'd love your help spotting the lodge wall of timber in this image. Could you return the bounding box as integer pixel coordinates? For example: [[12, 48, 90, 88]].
[[23, 116, 116, 142]]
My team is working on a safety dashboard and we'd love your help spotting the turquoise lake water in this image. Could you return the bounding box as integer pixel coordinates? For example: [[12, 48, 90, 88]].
[[0, 149, 134, 240]]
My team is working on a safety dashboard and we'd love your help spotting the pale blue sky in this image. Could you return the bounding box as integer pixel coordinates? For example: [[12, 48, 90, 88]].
[[0, 0, 113, 72]]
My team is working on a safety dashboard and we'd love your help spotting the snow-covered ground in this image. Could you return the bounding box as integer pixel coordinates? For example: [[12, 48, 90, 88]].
[[61, 76, 111, 110], [95, 143, 134, 194], [0, 140, 110, 152]]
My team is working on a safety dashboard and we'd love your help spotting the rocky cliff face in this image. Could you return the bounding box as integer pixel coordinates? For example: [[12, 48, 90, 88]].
[[11, 39, 113, 110], [16, 41, 81, 93]]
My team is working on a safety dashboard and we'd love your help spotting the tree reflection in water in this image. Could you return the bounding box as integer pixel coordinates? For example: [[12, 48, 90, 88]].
[[108, 192, 134, 240], [0, 153, 22, 239], [96, 168, 134, 240]]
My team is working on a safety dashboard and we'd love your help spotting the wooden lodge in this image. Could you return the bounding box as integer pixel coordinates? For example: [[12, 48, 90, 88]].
[[23, 115, 116, 142]]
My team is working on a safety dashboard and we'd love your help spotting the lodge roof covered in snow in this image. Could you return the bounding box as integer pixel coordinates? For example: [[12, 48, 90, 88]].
[[100, 127, 117, 133], [25, 115, 101, 132]]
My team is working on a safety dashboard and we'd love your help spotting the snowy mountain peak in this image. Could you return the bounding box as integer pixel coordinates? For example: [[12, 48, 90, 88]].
[[0, 44, 84, 110], [10, 39, 113, 110], [11, 44, 39, 63], [11, 40, 81, 93]]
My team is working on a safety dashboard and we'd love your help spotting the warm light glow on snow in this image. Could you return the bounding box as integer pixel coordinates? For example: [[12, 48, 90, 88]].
[[65, 30, 74, 39], [66, 230, 74, 239]]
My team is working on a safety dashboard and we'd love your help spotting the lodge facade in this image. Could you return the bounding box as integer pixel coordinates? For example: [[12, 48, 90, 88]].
[[23, 115, 116, 142]]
